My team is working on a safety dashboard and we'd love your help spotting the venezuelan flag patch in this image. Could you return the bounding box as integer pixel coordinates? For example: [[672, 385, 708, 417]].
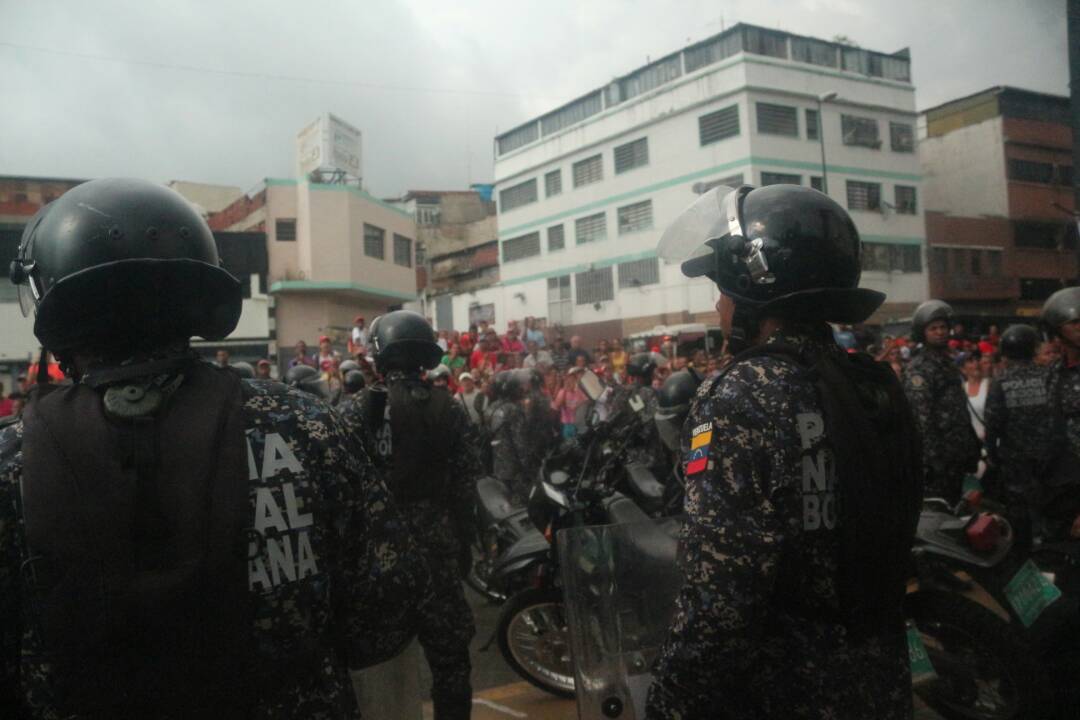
[[686, 422, 712, 475]]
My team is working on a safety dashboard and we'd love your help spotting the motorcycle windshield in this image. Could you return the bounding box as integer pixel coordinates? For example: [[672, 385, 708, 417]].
[[656, 185, 738, 266], [557, 519, 683, 720]]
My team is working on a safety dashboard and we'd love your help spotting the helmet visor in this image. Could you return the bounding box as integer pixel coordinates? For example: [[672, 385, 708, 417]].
[[657, 185, 739, 272]]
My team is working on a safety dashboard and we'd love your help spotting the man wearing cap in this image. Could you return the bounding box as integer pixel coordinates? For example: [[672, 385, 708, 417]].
[[350, 316, 368, 356], [255, 359, 273, 380]]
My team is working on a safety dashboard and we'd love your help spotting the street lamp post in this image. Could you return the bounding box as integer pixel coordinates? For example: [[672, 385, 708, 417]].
[[816, 91, 838, 194]]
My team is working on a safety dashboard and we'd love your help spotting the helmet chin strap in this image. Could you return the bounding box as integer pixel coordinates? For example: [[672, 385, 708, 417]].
[[726, 301, 762, 355]]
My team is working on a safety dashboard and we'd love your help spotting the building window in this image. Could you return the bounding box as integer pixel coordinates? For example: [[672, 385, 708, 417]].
[[416, 202, 440, 225], [810, 176, 824, 192], [895, 185, 918, 214], [1020, 278, 1064, 301], [575, 266, 615, 305], [694, 173, 745, 194], [541, 91, 603, 136], [416, 242, 426, 265], [931, 247, 948, 274], [743, 26, 788, 59], [617, 200, 653, 235], [699, 105, 740, 146], [573, 155, 604, 188], [547, 224, 565, 252], [790, 37, 838, 68], [970, 250, 982, 276], [545, 169, 562, 197], [363, 224, 385, 258], [756, 102, 798, 137], [502, 231, 541, 262], [275, 218, 297, 241], [497, 122, 539, 156], [683, 32, 743, 73], [988, 250, 1003, 276], [575, 212, 607, 245], [861, 243, 921, 273], [890, 122, 915, 153], [548, 275, 572, 324], [614, 137, 649, 174], [393, 234, 412, 267], [1014, 220, 1067, 249], [806, 109, 820, 140], [618, 257, 660, 288], [762, 172, 801, 186], [846, 181, 882, 211], [841, 115, 881, 149], [499, 178, 538, 212], [1007, 159, 1055, 184]]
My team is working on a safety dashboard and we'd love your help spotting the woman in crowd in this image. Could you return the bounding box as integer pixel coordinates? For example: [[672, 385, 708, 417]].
[[962, 352, 989, 442], [552, 367, 588, 439]]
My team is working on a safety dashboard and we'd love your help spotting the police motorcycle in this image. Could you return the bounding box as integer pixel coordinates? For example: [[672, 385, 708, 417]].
[[906, 491, 1080, 720], [486, 370, 683, 698]]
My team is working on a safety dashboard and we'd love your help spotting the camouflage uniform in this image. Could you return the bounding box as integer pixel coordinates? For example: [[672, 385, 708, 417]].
[[0, 379, 428, 719], [903, 347, 981, 503], [646, 329, 912, 720], [521, 389, 557, 472], [489, 398, 532, 503], [608, 383, 664, 468], [984, 361, 1052, 510], [1040, 359, 1080, 538], [343, 375, 479, 720]]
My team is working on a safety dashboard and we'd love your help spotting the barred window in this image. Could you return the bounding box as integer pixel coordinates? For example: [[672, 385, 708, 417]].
[[547, 224, 565, 252], [618, 258, 660, 288], [541, 92, 603, 136], [499, 178, 538, 212], [842, 115, 881, 149], [276, 218, 297, 241], [392, 234, 412, 267], [575, 212, 607, 245], [497, 122, 539, 156], [756, 103, 798, 137], [363, 224, 385, 259], [861, 243, 921, 273], [790, 37, 838, 67], [846, 181, 882, 211], [890, 122, 914, 153], [743, 27, 787, 59], [683, 32, 743, 73], [694, 173, 745, 194], [614, 138, 649, 174], [761, 172, 801, 186], [806, 109, 820, 141], [810, 176, 824, 192], [895, 186, 917, 214], [1008, 159, 1054, 184], [573, 155, 603, 187], [609, 54, 682, 105], [502, 232, 541, 262], [545, 169, 562, 197], [575, 266, 614, 305], [617, 200, 653, 235], [699, 105, 740, 146]]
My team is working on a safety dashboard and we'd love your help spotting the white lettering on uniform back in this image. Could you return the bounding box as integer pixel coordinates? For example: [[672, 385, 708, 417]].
[[797, 412, 836, 531]]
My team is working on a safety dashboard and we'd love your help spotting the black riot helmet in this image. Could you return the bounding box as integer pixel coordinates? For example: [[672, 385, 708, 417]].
[[654, 368, 704, 453], [999, 324, 1039, 360], [1042, 286, 1080, 337], [343, 369, 366, 394], [339, 359, 360, 374], [368, 310, 442, 374], [9, 178, 242, 354], [228, 361, 255, 379], [626, 352, 666, 383], [284, 364, 330, 400], [492, 370, 525, 402], [911, 299, 955, 343]]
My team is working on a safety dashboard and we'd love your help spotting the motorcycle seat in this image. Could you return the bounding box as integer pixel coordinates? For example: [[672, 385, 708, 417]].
[[601, 494, 679, 573], [476, 476, 522, 524]]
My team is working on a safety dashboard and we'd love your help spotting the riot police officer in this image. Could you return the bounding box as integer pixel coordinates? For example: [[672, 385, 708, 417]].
[[488, 370, 531, 504], [904, 300, 981, 504], [0, 178, 426, 718], [341, 310, 478, 720], [983, 324, 1051, 532], [647, 184, 921, 719], [517, 368, 557, 472], [1039, 287, 1080, 540], [611, 352, 666, 468]]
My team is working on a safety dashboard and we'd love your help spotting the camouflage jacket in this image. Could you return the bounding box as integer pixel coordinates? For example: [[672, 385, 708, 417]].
[[647, 328, 911, 720], [1048, 358, 1080, 461], [488, 399, 530, 496], [0, 379, 428, 719], [984, 361, 1053, 466], [902, 347, 981, 475]]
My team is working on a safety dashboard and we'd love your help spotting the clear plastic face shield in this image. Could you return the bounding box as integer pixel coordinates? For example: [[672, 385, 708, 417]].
[[11, 207, 48, 317], [656, 185, 740, 273]]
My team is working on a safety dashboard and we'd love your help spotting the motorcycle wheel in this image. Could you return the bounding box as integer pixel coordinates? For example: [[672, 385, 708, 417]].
[[907, 591, 1048, 720], [496, 587, 576, 699]]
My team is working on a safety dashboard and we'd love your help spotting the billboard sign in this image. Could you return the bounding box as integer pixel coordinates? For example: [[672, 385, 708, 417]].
[[295, 113, 362, 179]]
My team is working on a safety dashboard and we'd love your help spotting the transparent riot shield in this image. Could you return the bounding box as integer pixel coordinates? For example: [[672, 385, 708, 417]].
[[557, 519, 683, 719]]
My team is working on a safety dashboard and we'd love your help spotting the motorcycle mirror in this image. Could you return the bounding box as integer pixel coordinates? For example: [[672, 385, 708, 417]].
[[579, 369, 605, 401]]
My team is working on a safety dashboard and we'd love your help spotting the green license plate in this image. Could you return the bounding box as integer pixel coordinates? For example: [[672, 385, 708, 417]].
[[906, 622, 936, 684], [1004, 559, 1062, 628]]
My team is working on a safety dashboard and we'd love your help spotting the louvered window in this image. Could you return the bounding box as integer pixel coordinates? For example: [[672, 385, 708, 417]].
[[502, 232, 541, 262], [573, 155, 603, 187], [846, 181, 882, 211], [806, 109, 820, 140], [699, 105, 740, 146], [761, 172, 801, 186], [614, 138, 649, 174], [575, 267, 614, 305], [547, 224, 565, 252], [545, 169, 562, 197], [575, 212, 607, 245], [499, 178, 538, 212], [842, 115, 881, 149], [617, 200, 653, 235], [618, 258, 660, 288], [895, 186, 917, 215], [393, 234, 412, 267], [276, 218, 297, 241], [497, 122, 539, 155], [790, 37, 838, 67], [890, 122, 914, 153], [756, 103, 798, 137], [363, 224, 385, 258]]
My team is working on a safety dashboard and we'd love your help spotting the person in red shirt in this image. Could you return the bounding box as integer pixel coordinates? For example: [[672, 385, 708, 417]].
[[0, 384, 12, 417], [501, 326, 525, 356]]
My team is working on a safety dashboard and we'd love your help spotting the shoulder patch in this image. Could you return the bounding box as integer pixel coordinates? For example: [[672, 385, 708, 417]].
[[908, 374, 925, 389]]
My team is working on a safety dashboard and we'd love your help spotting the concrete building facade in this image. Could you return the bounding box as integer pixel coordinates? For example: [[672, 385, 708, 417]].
[[920, 87, 1078, 319], [451, 24, 926, 342]]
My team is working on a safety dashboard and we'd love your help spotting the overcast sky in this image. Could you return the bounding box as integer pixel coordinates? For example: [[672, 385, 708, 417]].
[[0, 0, 1068, 198]]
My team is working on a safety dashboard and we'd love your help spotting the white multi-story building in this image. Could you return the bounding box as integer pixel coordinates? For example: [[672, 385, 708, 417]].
[[451, 23, 926, 339]]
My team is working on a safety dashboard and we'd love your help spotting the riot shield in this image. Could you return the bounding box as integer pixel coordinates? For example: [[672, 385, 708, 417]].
[[557, 518, 683, 719]]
